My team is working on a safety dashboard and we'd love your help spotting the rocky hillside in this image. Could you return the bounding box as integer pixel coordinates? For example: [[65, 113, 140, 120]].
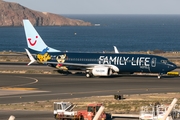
[[0, 0, 92, 26]]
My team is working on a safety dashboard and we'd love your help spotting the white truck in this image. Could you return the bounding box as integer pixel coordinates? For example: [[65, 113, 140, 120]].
[[53, 102, 77, 119]]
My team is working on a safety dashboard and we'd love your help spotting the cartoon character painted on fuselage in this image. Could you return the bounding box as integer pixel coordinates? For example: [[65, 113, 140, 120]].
[[56, 54, 68, 70]]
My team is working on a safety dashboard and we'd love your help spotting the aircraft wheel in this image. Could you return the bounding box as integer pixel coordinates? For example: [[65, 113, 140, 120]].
[[86, 69, 93, 78], [86, 73, 91, 78], [158, 74, 162, 79]]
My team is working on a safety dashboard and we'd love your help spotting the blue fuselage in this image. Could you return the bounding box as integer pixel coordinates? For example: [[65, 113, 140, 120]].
[[36, 51, 177, 74]]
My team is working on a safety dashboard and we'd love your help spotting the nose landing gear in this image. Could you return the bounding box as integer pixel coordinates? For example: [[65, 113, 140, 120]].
[[157, 73, 162, 79]]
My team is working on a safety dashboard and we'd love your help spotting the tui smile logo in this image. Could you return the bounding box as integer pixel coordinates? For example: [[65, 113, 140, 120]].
[[28, 36, 38, 46]]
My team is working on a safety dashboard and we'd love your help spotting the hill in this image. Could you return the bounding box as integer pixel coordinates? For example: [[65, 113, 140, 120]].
[[0, 0, 92, 26]]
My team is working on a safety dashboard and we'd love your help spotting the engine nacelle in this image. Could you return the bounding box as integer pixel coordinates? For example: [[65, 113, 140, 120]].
[[92, 67, 112, 76]]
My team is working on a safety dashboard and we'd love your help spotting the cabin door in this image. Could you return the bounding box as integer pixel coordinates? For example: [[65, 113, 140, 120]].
[[151, 58, 156, 67]]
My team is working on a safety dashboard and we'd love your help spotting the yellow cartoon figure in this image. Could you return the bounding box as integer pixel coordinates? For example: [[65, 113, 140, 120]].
[[37, 53, 51, 63]]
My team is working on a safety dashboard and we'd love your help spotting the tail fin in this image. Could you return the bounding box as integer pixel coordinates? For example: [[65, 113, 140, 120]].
[[113, 46, 119, 53], [23, 19, 60, 52]]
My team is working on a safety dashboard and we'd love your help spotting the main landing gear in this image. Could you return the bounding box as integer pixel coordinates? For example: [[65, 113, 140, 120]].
[[86, 73, 90, 78], [86, 70, 92, 78]]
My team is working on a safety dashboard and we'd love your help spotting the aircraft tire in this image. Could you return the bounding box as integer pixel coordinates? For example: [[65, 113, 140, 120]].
[[158, 74, 162, 79], [86, 73, 91, 78]]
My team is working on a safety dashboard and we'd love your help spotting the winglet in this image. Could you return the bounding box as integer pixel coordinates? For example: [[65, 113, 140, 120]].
[[25, 49, 36, 65], [113, 46, 119, 53]]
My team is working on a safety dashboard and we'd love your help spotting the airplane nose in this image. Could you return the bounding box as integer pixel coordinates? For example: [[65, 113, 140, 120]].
[[168, 62, 177, 71]]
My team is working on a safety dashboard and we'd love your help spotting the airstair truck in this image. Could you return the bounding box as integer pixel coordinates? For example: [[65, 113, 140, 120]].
[[54, 102, 106, 120], [54, 102, 77, 119]]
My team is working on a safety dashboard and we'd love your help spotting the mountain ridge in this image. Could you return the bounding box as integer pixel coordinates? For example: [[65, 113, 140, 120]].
[[0, 0, 92, 26]]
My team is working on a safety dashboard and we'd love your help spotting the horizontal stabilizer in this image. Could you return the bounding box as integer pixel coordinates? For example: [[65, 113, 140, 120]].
[[25, 48, 36, 65]]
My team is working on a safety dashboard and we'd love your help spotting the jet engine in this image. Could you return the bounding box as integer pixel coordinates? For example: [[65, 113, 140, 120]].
[[92, 67, 112, 76]]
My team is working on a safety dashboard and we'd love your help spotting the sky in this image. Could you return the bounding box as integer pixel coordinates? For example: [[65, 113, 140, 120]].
[[4, 0, 180, 14]]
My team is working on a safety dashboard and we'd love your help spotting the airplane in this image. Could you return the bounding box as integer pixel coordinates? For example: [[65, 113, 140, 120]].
[[23, 19, 177, 79]]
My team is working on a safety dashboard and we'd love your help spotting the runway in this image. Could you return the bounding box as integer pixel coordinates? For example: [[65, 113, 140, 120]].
[[0, 73, 180, 104], [0, 70, 180, 120]]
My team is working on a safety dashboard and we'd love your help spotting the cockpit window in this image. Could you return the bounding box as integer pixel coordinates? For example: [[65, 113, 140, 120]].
[[161, 60, 167, 64]]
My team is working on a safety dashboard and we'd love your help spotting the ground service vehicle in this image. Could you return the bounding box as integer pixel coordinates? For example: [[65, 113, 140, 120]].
[[54, 102, 77, 118], [139, 104, 180, 120], [54, 102, 106, 120]]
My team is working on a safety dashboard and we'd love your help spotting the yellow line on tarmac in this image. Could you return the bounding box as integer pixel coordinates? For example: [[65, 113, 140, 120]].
[[0, 87, 37, 91]]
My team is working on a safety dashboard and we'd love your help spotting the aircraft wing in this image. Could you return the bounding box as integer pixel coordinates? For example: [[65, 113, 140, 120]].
[[45, 61, 103, 68], [44, 61, 119, 72]]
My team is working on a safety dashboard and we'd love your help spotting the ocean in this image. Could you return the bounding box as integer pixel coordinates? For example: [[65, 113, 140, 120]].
[[0, 14, 180, 52]]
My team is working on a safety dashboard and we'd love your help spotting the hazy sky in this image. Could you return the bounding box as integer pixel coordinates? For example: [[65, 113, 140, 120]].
[[4, 0, 180, 14]]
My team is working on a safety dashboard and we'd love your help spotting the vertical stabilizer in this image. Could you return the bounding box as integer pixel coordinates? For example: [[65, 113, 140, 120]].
[[23, 19, 60, 52]]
